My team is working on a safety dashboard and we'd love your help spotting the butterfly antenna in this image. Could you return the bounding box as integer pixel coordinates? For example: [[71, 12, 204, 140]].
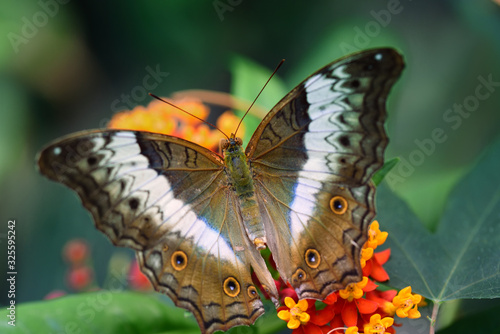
[[234, 59, 285, 138], [149, 93, 229, 140]]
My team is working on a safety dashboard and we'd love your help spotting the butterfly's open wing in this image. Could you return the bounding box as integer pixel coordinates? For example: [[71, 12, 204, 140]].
[[246, 48, 404, 299], [37, 130, 276, 334]]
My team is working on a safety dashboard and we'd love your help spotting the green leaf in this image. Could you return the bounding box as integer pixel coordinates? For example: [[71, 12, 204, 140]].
[[230, 55, 288, 112], [0, 292, 199, 334], [1, 292, 285, 334], [377, 137, 500, 301], [373, 157, 399, 186], [230, 55, 288, 144]]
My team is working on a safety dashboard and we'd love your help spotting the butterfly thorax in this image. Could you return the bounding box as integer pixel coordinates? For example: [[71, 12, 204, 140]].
[[223, 137, 267, 250], [223, 138, 253, 195]]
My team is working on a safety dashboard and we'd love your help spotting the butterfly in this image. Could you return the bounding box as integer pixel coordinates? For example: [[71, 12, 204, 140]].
[[37, 48, 404, 334]]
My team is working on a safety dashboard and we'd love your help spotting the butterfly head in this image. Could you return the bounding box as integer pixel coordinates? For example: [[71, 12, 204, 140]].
[[220, 136, 243, 154]]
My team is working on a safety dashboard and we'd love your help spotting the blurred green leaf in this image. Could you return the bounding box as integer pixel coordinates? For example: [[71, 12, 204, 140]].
[[0, 78, 28, 183], [437, 304, 500, 334], [0, 292, 285, 334], [230, 55, 288, 144], [287, 22, 402, 87], [0, 292, 199, 334], [230, 55, 288, 112], [373, 158, 399, 186], [377, 137, 500, 301]]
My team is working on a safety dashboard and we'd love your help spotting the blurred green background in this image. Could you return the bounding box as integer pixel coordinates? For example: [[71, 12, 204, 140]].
[[1, 0, 499, 331]]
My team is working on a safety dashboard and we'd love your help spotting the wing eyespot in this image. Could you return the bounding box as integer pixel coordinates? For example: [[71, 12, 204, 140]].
[[330, 196, 348, 215], [305, 249, 321, 269], [223, 277, 241, 297], [292, 268, 307, 284], [171, 250, 188, 271], [247, 285, 258, 298]]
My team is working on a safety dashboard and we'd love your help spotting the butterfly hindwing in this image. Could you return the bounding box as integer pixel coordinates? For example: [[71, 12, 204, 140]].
[[37, 130, 277, 334], [247, 48, 404, 299]]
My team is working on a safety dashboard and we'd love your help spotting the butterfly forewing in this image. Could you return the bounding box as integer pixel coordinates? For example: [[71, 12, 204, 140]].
[[247, 48, 404, 299], [37, 130, 277, 334]]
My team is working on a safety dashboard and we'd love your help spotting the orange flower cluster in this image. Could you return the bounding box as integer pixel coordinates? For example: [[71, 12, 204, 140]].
[[274, 221, 423, 334], [108, 97, 244, 152]]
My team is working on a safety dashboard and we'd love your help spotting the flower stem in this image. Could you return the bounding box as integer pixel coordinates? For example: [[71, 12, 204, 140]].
[[428, 302, 440, 334]]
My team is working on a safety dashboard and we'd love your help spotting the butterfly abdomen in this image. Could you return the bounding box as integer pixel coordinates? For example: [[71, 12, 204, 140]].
[[223, 141, 267, 249]]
